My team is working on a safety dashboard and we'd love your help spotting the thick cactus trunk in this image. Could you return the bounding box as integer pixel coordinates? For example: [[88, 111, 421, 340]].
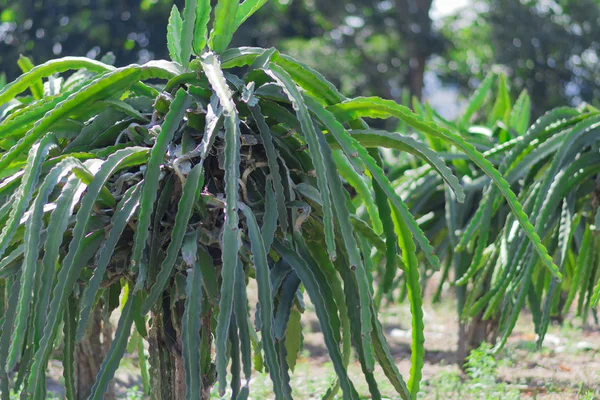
[[75, 304, 114, 399], [148, 295, 213, 400], [148, 310, 187, 400], [458, 315, 499, 367]]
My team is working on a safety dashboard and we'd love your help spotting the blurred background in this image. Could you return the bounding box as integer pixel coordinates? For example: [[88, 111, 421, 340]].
[[1, 0, 599, 119]]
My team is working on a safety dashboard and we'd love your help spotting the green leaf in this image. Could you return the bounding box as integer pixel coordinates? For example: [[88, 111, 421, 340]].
[[261, 179, 279, 252], [235, 0, 268, 28], [285, 307, 302, 372], [17, 55, 44, 100], [274, 273, 300, 341], [276, 339, 293, 400], [8, 156, 84, 370], [167, 5, 183, 64], [301, 229, 350, 400], [0, 67, 143, 174], [374, 174, 400, 294], [331, 151, 383, 235], [133, 88, 189, 291], [209, 0, 239, 54], [39, 231, 106, 398], [0, 88, 78, 141], [180, 0, 198, 69], [314, 125, 375, 371], [0, 244, 24, 279], [239, 204, 284, 398], [488, 72, 511, 127], [370, 312, 411, 400], [248, 47, 277, 73], [0, 134, 55, 261], [539, 194, 575, 345], [565, 226, 593, 313], [63, 296, 77, 400], [390, 208, 424, 399], [302, 95, 361, 168], [250, 105, 288, 234], [218, 47, 259, 69], [234, 263, 252, 387], [77, 184, 142, 341], [274, 54, 344, 105], [34, 175, 85, 345], [459, 108, 582, 252], [230, 315, 242, 399], [0, 57, 151, 107], [509, 89, 531, 135], [455, 189, 494, 286], [182, 231, 203, 400], [268, 63, 336, 260], [493, 254, 535, 353], [591, 269, 600, 307], [192, 0, 211, 54], [64, 108, 125, 151], [0, 277, 20, 400], [483, 108, 582, 160], [138, 327, 150, 395], [327, 129, 465, 203], [28, 148, 149, 398], [88, 290, 138, 399], [328, 97, 560, 279], [141, 163, 204, 314], [101, 99, 149, 122], [460, 71, 494, 127], [198, 246, 220, 303], [312, 100, 441, 271], [274, 239, 359, 400], [201, 52, 242, 395]]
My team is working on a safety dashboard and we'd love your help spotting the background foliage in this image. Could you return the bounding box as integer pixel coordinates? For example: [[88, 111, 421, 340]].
[[2, 0, 599, 114], [439, 0, 600, 114]]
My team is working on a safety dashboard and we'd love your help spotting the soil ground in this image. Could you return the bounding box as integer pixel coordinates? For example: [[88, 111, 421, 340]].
[[39, 297, 600, 399]]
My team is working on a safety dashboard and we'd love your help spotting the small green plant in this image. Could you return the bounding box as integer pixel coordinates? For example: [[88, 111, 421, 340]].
[[582, 392, 594, 400], [424, 343, 521, 399], [464, 343, 520, 399], [422, 370, 463, 399], [581, 389, 598, 400], [465, 343, 499, 385], [125, 386, 145, 400]]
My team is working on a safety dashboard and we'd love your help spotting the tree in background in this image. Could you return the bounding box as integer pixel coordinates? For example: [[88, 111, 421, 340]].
[[1, 0, 443, 101], [0, 0, 177, 80], [3, 0, 600, 111], [439, 0, 600, 116], [250, 0, 444, 101]]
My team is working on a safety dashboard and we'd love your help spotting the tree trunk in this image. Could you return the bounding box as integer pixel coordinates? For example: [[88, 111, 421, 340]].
[[458, 315, 499, 368], [75, 304, 114, 399], [455, 252, 499, 367], [148, 297, 214, 400], [395, 0, 436, 100], [148, 310, 187, 400], [409, 55, 426, 100]]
